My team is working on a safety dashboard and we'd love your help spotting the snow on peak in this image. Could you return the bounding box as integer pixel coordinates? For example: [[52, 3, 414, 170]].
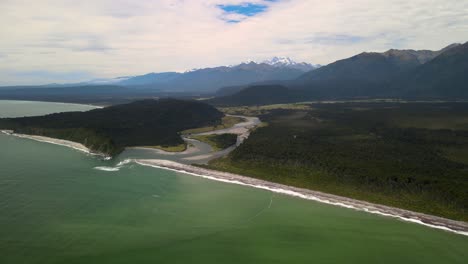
[[260, 57, 320, 71], [262, 56, 298, 66]]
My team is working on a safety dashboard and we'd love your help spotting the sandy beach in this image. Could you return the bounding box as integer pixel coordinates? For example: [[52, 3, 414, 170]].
[[3, 128, 467, 236], [134, 158, 468, 236], [1, 130, 110, 159]]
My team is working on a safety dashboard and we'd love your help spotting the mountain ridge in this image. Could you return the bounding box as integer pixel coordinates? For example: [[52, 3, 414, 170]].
[[210, 42, 467, 106]]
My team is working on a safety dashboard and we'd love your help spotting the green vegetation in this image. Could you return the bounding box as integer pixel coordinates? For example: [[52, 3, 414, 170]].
[[191, 133, 238, 151], [206, 102, 468, 221], [182, 115, 244, 134], [2, 133, 468, 264], [145, 143, 187, 152], [0, 99, 224, 156], [220, 103, 312, 116]]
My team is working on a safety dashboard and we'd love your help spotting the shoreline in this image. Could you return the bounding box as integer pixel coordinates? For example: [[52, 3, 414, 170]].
[[0, 130, 110, 159], [3, 129, 467, 236], [128, 115, 261, 164], [0, 99, 103, 109], [134, 159, 468, 236]]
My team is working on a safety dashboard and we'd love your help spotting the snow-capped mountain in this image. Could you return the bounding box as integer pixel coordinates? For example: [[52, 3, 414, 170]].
[[261, 57, 320, 72], [55, 58, 320, 91], [263, 56, 298, 66], [237, 57, 319, 72]]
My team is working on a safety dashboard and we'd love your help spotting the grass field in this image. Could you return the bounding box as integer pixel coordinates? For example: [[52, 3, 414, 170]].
[[206, 102, 468, 221], [145, 143, 187, 152], [181, 116, 244, 135], [220, 103, 312, 116]]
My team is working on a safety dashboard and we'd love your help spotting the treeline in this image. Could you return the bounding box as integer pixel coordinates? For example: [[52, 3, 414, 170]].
[[0, 99, 224, 156], [209, 103, 468, 221], [191, 133, 238, 151]]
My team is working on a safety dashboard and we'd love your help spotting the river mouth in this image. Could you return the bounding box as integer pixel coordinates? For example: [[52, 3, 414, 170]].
[[121, 115, 261, 164], [1, 100, 468, 264]]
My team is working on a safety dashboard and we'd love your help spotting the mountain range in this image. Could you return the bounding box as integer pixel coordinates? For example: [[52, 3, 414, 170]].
[[80, 57, 319, 92], [210, 42, 467, 106], [1, 43, 466, 105]]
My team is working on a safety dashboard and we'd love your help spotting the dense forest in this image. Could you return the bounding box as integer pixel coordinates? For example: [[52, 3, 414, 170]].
[[0, 99, 224, 156], [191, 133, 238, 151], [207, 102, 468, 221]]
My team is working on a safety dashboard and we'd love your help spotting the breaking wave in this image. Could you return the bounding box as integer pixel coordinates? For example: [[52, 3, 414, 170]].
[[94, 159, 133, 172]]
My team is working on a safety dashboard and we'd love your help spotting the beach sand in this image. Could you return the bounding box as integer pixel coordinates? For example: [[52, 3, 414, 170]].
[[3, 129, 467, 236], [135, 158, 468, 236], [1, 130, 110, 159]]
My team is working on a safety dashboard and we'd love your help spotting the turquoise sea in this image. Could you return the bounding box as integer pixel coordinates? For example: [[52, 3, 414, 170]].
[[0, 100, 467, 264]]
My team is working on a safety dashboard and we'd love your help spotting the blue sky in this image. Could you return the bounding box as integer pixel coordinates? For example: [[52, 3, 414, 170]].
[[217, 1, 279, 23], [0, 0, 467, 85], [219, 3, 268, 17], [219, 3, 269, 22]]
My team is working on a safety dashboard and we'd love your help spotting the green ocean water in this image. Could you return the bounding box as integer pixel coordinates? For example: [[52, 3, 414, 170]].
[[0, 100, 467, 264]]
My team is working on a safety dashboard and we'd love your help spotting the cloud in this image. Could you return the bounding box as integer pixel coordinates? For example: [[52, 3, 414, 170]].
[[305, 34, 367, 45], [0, 70, 95, 86], [26, 34, 113, 53], [0, 0, 467, 85]]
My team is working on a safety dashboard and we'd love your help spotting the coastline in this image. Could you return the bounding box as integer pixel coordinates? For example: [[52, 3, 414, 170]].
[[0, 130, 110, 159], [134, 158, 468, 236], [3, 129, 467, 236], [0, 99, 104, 109]]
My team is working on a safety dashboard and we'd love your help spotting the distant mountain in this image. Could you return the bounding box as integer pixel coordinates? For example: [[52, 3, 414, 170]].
[[118, 72, 181, 86], [210, 42, 466, 106], [68, 58, 317, 92], [298, 44, 459, 84], [83, 76, 133, 85], [113, 61, 312, 92], [3, 43, 465, 106], [208, 85, 313, 106], [211, 57, 318, 96], [261, 57, 320, 72], [2, 58, 318, 94], [391, 42, 468, 98]]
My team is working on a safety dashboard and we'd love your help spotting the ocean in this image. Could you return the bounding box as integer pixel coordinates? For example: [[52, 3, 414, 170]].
[[0, 100, 467, 264]]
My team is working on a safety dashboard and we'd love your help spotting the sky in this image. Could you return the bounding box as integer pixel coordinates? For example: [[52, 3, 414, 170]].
[[0, 0, 467, 85]]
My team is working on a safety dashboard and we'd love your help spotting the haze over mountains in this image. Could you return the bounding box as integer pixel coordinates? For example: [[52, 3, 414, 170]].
[[0, 43, 466, 105], [211, 42, 468, 106], [299, 43, 460, 83], [79, 57, 319, 92]]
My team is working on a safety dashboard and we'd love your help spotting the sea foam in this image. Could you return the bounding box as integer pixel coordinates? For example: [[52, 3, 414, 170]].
[[94, 166, 121, 172]]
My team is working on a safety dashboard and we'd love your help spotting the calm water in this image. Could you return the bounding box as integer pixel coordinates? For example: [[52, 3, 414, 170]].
[[0, 100, 467, 264]]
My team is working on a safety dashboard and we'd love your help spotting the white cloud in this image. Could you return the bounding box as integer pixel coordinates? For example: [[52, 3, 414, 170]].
[[0, 0, 467, 85]]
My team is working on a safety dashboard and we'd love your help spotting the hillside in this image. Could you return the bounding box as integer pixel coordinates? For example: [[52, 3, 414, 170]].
[[141, 62, 308, 92], [209, 42, 466, 106], [392, 42, 468, 98], [208, 85, 311, 106], [0, 99, 224, 156], [0, 60, 315, 102], [299, 44, 457, 83]]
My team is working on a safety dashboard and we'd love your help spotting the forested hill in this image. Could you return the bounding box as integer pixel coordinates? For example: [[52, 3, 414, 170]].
[[0, 99, 224, 156], [209, 42, 468, 106]]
